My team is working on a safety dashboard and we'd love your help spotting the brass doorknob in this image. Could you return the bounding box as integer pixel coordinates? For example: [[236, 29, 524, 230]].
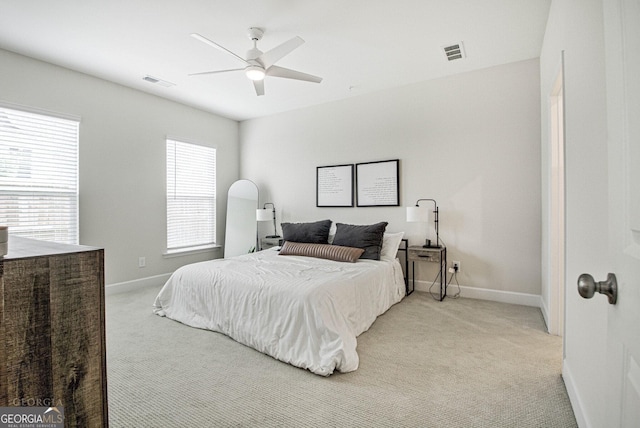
[[577, 273, 617, 305]]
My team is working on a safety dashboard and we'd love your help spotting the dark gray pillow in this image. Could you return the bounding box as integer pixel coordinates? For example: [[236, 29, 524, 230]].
[[281, 219, 332, 244], [332, 222, 388, 260]]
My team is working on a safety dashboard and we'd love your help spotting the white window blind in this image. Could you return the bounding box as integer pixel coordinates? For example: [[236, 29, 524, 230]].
[[0, 105, 79, 244], [166, 139, 216, 252]]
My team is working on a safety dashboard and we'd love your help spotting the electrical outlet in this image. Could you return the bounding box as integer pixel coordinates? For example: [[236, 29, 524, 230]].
[[452, 260, 461, 272], [138, 256, 146, 268]]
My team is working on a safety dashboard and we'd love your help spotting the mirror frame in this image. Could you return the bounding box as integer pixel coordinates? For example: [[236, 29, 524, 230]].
[[224, 179, 258, 258]]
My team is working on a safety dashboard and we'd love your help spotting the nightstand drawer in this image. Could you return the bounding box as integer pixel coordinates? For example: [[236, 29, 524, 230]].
[[408, 247, 442, 263], [261, 237, 283, 250]]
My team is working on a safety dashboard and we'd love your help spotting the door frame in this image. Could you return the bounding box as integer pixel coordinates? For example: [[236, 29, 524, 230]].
[[546, 53, 566, 338]]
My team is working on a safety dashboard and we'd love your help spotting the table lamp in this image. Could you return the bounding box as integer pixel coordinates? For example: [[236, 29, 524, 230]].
[[256, 202, 280, 238], [406, 198, 440, 248]]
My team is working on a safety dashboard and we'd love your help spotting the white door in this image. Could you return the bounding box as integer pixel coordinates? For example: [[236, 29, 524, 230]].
[[564, 0, 640, 426], [601, 0, 640, 425]]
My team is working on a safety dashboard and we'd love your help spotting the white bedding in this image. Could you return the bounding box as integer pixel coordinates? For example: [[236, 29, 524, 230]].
[[153, 248, 405, 376]]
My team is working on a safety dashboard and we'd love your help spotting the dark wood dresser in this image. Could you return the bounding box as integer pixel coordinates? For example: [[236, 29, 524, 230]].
[[0, 236, 108, 427]]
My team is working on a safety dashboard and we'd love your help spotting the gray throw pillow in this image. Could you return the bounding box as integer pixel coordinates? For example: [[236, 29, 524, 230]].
[[332, 222, 388, 260], [281, 219, 332, 244]]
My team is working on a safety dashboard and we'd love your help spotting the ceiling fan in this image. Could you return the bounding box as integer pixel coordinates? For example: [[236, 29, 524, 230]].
[[189, 27, 322, 96]]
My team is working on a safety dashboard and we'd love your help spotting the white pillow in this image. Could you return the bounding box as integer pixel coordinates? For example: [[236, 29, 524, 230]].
[[379, 232, 405, 261], [328, 221, 337, 244]]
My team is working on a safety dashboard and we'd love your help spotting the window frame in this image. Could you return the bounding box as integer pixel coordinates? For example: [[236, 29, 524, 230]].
[[164, 137, 218, 256], [0, 102, 80, 244]]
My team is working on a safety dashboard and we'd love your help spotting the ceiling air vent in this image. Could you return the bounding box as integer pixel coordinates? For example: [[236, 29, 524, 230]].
[[442, 42, 466, 61], [143, 75, 175, 87]]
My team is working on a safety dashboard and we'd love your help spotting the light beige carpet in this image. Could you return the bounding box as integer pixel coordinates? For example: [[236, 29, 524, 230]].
[[106, 285, 577, 427]]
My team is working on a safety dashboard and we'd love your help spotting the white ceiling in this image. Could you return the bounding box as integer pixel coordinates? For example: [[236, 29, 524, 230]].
[[0, 0, 551, 122]]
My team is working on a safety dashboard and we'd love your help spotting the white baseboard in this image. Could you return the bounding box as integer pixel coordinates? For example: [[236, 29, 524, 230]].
[[413, 280, 542, 308], [105, 273, 171, 295], [562, 359, 588, 428]]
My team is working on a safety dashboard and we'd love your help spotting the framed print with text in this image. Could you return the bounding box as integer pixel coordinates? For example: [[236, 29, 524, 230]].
[[355, 159, 400, 207], [316, 164, 354, 207]]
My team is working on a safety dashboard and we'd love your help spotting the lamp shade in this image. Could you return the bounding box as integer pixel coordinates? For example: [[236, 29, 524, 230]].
[[256, 208, 272, 221], [406, 206, 429, 223]]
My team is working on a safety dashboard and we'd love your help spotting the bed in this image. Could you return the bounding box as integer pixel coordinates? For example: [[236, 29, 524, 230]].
[[153, 221, 406, 376]]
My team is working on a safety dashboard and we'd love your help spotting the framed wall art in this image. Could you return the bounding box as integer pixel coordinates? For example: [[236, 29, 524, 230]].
[[316, 164, 354, 207], [355, 159, 400, 207]]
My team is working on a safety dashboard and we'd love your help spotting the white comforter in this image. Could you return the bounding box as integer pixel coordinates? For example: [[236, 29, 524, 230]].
[[153, 248, 405, 376]]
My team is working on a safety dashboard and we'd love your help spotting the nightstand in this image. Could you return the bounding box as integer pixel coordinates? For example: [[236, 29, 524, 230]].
[[408, 245, 447, 300], [260, 236, 283, 250]]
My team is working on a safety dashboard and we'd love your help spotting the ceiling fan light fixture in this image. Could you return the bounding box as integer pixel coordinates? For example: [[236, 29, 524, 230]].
[[189, 28, 322, 96], [245, 65, 265, 81]]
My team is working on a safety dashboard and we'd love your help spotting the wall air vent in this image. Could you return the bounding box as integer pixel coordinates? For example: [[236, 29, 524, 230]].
[[442, 42, 466, 61], [143, 75, 175, 87]]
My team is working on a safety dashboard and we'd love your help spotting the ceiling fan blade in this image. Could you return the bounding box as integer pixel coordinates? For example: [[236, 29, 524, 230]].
[[191, 33, 249, 66], [258, 36, 305, 69], [253, 79, 265, 96], [266, 65, 322, 83], [188, 68, 244, 76]]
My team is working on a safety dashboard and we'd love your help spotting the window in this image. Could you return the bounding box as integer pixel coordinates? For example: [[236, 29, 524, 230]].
[[166, 138, 216, 253], [0, 105, 79, 244]]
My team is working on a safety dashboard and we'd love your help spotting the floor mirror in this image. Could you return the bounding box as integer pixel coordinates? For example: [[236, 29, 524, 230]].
[[224, 179, 258, 258]]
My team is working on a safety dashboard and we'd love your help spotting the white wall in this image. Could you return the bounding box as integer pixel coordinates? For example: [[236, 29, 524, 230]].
[[240, 59, 542, 298], [0, 48, 240, 285], [540, 0, 609, 426]]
